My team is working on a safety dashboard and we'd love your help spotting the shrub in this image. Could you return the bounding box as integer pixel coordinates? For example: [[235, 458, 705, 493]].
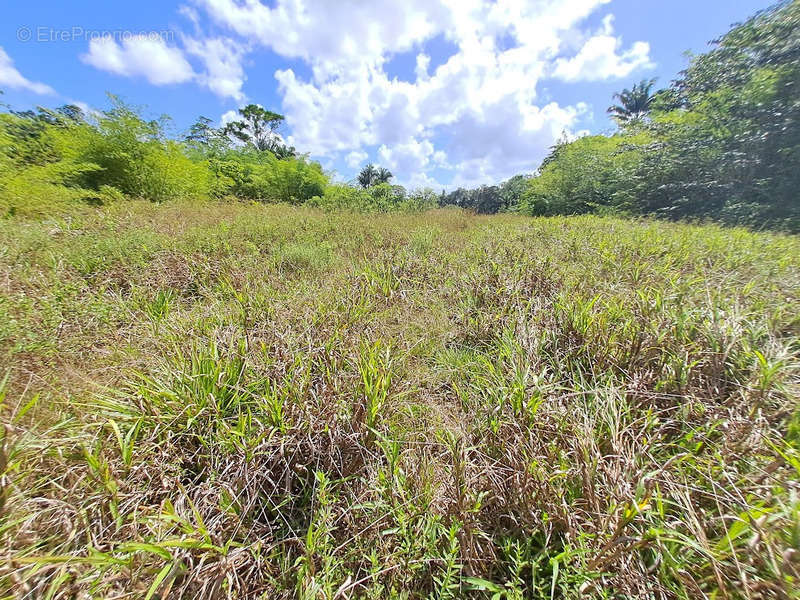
[[211, 149, 327, 204], [519, 134, 645, 216], [73, 98, 211, 202], [400, 187, 439, 212], [259, 154, 327, 204], [308, 182, 373, 211], [0, 112, 104, 216], [310, 183, 434, 213]]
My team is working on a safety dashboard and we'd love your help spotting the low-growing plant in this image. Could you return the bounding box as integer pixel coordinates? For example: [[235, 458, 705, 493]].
[[0, 204, 797, 599]]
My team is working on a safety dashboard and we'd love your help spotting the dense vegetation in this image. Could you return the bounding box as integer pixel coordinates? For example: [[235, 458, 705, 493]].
[[2, 1, 797, 230], [443, 1, 800, 231], [2, 201, 799, 598], [0, 96, 439, 219]]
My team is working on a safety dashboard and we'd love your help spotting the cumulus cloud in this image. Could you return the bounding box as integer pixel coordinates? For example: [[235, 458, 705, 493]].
[[185, 0, 652, 185], [0, 46, 54, 94], [82, 35, 195, 85], [345, 150, 368, 168], [81, 32, 248, 101], [184, 36, 247, 100], [378, 138, 435, 175], [552, 15, 654, 81], [219, 108, 240, 126], [194, 0, 446, 76]]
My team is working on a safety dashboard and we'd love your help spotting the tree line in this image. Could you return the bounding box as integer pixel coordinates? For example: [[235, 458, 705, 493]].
[[1, 1, 797, 229], [440, 1, 799, 232], [0, 94, 444, 217]]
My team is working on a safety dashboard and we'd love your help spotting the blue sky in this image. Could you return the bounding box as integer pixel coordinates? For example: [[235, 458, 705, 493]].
[[1, 0, 770, 189]]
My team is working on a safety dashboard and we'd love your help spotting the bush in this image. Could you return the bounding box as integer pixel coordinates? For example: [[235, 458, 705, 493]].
[[439, 177, 528, 214], [310, 183, 434, 213], [74, 99, 212, 202], [210, 149, 327, 204], [400, 187, 439, 212], [308, 183, 373, 211], [519, 134, 644, 216], [0, 163, 99, 217], [258, 154, 327, 204], [0, 112, 104, 216]]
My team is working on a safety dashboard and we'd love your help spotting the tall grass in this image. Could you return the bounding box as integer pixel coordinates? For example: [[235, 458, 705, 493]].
[[0, 201, 798, 598]]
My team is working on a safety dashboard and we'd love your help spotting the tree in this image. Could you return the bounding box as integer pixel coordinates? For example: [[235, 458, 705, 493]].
[[439, 185, 504, 214], [520, 134, 645, 216], [357, 163, 393, 188], [222, 104, 295, 157], [498, 175, 529, 211], [186, 116, 216, 147], [629, 0, 800, 229], [270, 142, 297, 160], [185, 116, 230, 155], [607, 78, 658, 123], [357, 163, 377, 188], [375, 167, 393, 185]]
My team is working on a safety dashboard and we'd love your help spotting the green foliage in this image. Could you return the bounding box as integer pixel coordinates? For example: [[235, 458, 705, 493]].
[[74, 97, 212, 202], [0, 95, 335, 212], [441, 185, 502, 214], [0, 110, 103, 216], [607, 78, 658, 123], [211, 149, 327, 204], [497, 174, 529, 211], [629, 0, 800, 230], [310, 181, 434, 213], [365, 182, 406, 208], [180, 148, 337, 208], [308, 182, 372, 211], [357, 163, 393, 188], [259, 154, 327, 204], [519, 134, 646, 216], [403, 187, 439, 212], [516, 1, 800, 231], [221, 103, 295, 157], [0, 97, 213, 211], [439, 176, 529, 214]]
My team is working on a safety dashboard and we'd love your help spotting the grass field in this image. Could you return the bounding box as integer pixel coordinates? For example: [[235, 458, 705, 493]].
[[1, 201, 799, 599]]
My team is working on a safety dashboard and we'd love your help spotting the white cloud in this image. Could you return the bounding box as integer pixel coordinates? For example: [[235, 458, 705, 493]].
[[179, 4, 203, 30], [345, 150, 368, 168], [403, 170, 443, 190], [81, 33, 248, 101], [446, 101, 588, 188], [415, 53, 431, 81], [184, 36, 247, 100], [378, 138, 434, 175], [194, 0, 446, 77], [82, 35, 195, 85], [552, 15, 653, 82], [188, 0, 650, 185], [0, 46, 54, 95], [219, 109, 239, 126]]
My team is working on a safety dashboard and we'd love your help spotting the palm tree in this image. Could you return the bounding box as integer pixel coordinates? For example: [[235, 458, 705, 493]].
[[607, 78, 658, 123], [357, 164, 393, 188], [375, 167, 393, 185], [358, 164, 377, 188]]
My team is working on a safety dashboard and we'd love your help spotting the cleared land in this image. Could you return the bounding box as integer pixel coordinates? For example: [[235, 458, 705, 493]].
[[1, 202, 799, 598]]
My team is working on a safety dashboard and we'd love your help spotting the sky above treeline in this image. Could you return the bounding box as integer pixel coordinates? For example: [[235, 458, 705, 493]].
[[1, 0, 771, 189]]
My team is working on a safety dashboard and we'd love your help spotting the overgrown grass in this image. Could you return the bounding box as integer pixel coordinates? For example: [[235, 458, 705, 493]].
[[1, 201, 798, 598]]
